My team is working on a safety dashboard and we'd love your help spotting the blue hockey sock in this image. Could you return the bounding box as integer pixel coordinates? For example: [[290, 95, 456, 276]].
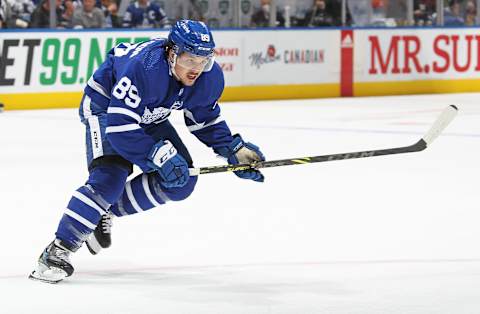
[[110, 173, 198, 217], [55, 185, 109, 251], [55, 165, 129, 251]]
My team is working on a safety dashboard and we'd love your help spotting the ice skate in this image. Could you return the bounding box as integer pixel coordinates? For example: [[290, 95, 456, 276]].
[[29, 240, 74, 284], [86, 213, 113, 255]]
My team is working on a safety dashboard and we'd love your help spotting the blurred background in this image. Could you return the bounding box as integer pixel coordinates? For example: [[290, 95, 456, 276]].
[[1, 0, 479, 29], [1, 0, 480, 111]]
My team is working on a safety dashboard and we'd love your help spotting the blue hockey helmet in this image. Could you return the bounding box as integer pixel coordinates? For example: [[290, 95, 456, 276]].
[[168, 20, 216, 58]]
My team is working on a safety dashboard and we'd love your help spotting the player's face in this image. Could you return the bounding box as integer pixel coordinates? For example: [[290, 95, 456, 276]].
[[173, 52, 211, 86]]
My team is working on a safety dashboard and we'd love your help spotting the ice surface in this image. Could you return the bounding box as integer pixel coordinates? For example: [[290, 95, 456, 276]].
[[0, 93, 479, 313]]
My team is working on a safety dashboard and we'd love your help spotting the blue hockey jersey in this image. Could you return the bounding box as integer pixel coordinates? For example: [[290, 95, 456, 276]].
[[84, 38, 233, 171], [122, 2, 169, 28]]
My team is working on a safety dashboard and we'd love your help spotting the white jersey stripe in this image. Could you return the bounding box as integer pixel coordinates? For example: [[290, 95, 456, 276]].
[[107, 107, 142, 124], [106, 124, 141, 134], [183, 108, 199, 124], [125, 181, 143, 213], [72, 191, 107, 215], [82, 95, 92, 119], [142, 174, 162, 207], [187, 116, 225, 132], [65, 209, 97, 230], [87, 77, 111, 99], [184, 108, 224, 132]]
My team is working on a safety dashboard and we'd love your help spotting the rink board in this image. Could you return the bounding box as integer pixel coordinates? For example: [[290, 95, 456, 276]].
[[352, 27, 480, 96], [0, 29, 339, 109], [0, 27, 479, 109]]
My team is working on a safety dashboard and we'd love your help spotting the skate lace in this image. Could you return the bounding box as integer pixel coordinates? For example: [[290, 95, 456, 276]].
[[101, 214, 113, 234], [56, 249, 70, 261], [51, 244, 71, 263]]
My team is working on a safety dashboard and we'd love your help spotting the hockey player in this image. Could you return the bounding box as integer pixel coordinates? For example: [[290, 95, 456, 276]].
[[29, 19, 265, 284], [122, 0, 170, 28]]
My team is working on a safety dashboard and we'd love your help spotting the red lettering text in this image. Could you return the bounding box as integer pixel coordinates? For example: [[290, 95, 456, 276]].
[[369, 36, 401, 74]]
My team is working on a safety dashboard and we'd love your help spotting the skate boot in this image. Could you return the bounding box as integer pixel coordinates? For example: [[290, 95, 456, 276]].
[[29, 240, 74, 284], [86, 212, 113, 255]]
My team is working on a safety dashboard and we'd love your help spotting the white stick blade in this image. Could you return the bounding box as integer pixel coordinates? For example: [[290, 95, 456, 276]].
[[422, 105, 458, 146]]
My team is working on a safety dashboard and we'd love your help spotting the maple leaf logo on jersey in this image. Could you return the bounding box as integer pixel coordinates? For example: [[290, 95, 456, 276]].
[[141, 101, 184, 124]]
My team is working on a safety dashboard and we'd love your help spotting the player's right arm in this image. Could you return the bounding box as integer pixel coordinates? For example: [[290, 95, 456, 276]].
[[106, 69, 189, 189], [105, 70, 156, 172], [104, 55, 189, 188]]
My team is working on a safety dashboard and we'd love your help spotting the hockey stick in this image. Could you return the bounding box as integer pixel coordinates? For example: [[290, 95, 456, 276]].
[[189, 105, 458, 176]]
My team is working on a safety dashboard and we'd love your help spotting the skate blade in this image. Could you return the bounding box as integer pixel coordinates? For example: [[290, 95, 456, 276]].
[[29, 271, 63, 284], [28, 264, 67, 284], [86, 236, 101, 255]]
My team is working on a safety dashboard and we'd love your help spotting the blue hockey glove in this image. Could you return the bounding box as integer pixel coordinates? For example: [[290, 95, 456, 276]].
[[147, 140, 189, 189], [216, 134, 265, 182]]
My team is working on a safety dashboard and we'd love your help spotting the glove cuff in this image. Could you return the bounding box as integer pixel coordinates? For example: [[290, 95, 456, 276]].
[[215, 134, 244, 158]]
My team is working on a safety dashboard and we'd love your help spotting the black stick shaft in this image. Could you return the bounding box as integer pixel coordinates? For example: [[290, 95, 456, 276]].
[[193, 139, 426, 175], [189, 105, 457, 176]]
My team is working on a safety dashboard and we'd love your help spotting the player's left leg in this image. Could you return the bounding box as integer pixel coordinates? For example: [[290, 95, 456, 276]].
[[86, 120, 198, 254], [30, 95, 131, 282], [30, 162, 130, 282]]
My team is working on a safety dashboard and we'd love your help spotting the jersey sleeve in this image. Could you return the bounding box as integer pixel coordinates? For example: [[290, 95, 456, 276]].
[[105, 60, 157, 172], [183, 65, 234, 152]]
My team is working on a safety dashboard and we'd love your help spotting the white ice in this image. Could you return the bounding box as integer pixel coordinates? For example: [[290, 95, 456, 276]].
[[0, 93, 479, 314]]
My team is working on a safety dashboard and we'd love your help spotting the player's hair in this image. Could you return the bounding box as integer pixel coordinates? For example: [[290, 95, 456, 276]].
[[163, 40, 174, 56], [163, 40, 180, 65]]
